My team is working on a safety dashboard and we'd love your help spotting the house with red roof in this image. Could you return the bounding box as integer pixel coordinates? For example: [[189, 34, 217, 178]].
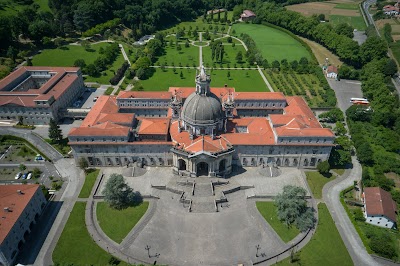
[[326, 65, 338, 79], [363, 187, 397, 229], [0, 184, 46, 266], [383, 5, 399, 16], [0, 67, 84, 124], [240, 10, 256, 21], [68, 66, 334, 176]]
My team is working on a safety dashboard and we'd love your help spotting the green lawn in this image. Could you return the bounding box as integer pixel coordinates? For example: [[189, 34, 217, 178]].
[[84, 53, 126, 84], [305, 171, 335, 199], [276, 204, 353, 266], [33, 42, 126, 85], [156, 44, 199, 67], [78, 169, 100, 198], [256, 201, 300, 243], [202, 44, 247, 68], [136, 68, 197, 90], [232, 23, 311, 62], [329, 15, 366, 30], [53, 202, 129, 265], [45, 138, 71, 155], [209, 69, 268, 91], [96, 201, 149, 243], [32, 43, 111, 67]]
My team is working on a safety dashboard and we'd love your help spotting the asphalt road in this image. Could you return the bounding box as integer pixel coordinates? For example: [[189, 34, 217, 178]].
[[323, 157, 379, 266]]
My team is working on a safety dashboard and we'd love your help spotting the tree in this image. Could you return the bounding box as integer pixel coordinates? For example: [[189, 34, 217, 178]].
[[357, 142, 374, 165], [32, 167, 42, 178], [334, 122, 347, 136], [383, 59, 397, 77], [48, 118, 63, 143], [103, 174, 137, 210], [227, 71, 230, 79], [86, 64, 99, 77], [180, 71, 183, 79], [275, 185, 315, 231], [317, 161, 330, 175], [19, 163, 26, 172], [334, 23, 354, 38], [272, 60, 280, 70], [78, 157, 89, 172], [74, 59, 86, 68]]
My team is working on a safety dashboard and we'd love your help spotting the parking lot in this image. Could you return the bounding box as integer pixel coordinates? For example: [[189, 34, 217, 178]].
[[327, 79, 363, 112]]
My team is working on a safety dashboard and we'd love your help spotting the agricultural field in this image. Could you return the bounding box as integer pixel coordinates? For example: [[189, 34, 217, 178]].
[[287, 0, 366, 30], [135, 68, 197, 91], [202, 44, 247, 68], [263, 70, 327, 107], [232, 23, 311, 62], [0, 0, 51, 16], [376, 19, 400, 65]]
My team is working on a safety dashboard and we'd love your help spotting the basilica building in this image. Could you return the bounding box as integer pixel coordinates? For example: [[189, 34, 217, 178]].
[[68, 66, 335, 177]]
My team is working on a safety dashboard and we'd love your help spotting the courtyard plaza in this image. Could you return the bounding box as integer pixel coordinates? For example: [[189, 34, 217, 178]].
[[94, 166, 310, 265]]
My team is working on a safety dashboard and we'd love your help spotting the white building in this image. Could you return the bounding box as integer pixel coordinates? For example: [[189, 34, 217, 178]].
[[363, 187, 397, 229], [0, 184, 46, 266], [326, 65, 338, 79]]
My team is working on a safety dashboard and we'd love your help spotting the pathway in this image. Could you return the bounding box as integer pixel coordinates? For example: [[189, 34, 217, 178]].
[[323, 157, 379, 266], [230, 36, 274, 92], [119, 44, 132, 66], [199, 32, 203, 67]]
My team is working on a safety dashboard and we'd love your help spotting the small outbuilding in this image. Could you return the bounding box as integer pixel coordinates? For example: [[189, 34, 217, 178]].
[[240, 10, 256, 21], [363, 187, 397, 229], [326, 65, 338, 79]]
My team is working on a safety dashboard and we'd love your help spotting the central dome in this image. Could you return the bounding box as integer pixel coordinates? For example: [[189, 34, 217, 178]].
[[181, 92, 223, 125]]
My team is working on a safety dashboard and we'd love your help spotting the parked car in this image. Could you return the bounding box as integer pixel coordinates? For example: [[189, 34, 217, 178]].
[[27, 173, 32, 179], [15, 172, 21, 179], [93, 97, 98, 102], [22, 173, 27, 179]]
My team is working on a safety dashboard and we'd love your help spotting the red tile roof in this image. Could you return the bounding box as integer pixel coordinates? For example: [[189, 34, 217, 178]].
[[0, 184, 41, 243], [69, 125, 130, 137], [364, 187, 397, 222], [0, 67, 81, 108], [138, 118, 170, 135], [117, 91, 172, 99], [327, 65, 338, 74]]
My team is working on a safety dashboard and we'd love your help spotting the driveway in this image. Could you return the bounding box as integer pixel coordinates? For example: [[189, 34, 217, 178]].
[[323, 157, 379, 266]]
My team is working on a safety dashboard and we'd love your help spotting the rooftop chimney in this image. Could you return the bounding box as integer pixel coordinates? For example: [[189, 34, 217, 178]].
[[4, 207, 10, 212], [17, 190, 23, 195]]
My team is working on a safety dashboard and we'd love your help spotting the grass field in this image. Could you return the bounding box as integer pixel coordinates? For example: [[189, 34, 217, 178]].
[[202, 44, 247, 68], [96, 201, 149, 243], [136, 68, 268, 92], [232, 23, 311, 62], [209, 69, 268, 91], [256, 201, 300, 243], [155, 44, 199, 67], [276, 204, 352, 266], [84, 53, 126, 84], [305, 171, 335, 199], [335, 3, 359, 10], [330, 15, 366, 30], [53, 202, 129, 265], [32, 43, 111, 67], [78, 169, 100, 198], [332, 168, 345, 176]]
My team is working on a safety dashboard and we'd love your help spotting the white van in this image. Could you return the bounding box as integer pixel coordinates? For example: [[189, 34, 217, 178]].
[[27, 173, 32, 179]]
